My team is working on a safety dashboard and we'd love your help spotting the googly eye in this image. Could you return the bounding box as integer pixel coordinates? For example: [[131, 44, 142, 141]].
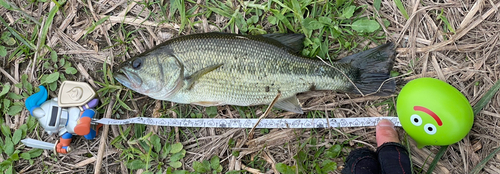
[[424, 123, 437, 135], [410, 114, 422, 126], [132, 58, 142, 70]]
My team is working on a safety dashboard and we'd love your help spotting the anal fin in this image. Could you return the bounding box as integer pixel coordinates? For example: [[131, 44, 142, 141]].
[[274, 96, 304, 114]]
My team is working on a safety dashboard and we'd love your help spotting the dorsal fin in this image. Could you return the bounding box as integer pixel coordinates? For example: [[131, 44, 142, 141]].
[[261, 33, 305, 53]]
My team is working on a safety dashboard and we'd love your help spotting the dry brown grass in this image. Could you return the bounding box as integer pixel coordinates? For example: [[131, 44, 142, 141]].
[[2, 0, 500, 173]]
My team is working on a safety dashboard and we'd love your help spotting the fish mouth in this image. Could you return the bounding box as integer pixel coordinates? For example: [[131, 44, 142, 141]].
[[114, 68, 143, 90]]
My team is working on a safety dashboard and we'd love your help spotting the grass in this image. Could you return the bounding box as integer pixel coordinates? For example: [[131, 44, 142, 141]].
[[1, 0, 498, 174], [0, 0, 406, 173]]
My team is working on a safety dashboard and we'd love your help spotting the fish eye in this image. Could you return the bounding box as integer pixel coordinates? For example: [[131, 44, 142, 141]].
[[132, 59, 142, 69], [424, 123, 437, 135], [410, 114, 422, 126]]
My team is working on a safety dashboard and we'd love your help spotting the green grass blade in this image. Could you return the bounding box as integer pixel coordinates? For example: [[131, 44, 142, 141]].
[[40, 4, 59, 49], [426, 145, 448, 174], [427, 71, 500, 173], [0, 15, 35, 50], [178, 0, 187, 34], [469, 146, 500, 174], [472, 80, 500, 114], [394, 0, 409, 19], [468, 79, 500, 173]]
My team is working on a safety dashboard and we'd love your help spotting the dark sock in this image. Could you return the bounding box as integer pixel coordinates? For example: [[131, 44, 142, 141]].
[[377, 142, 412, 174], [342, 148, 381, 174]]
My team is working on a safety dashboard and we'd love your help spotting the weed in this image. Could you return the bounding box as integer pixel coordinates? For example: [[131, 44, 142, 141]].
[[0, 117, 39, 174], [276, 139, 343, 174], [117, 132, 187, 173], [192, 156, 223, 173], [0, 0, 394, 173]]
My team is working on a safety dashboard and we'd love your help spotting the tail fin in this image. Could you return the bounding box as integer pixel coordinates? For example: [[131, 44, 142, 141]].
[[339, 42, 396, 96]]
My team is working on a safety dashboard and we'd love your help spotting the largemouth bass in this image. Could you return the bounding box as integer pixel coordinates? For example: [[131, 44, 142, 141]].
[[114, 32, 396, 114]]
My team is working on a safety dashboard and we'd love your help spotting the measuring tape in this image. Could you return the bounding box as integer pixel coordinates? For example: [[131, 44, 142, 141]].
[[93, 117, 401, 129]]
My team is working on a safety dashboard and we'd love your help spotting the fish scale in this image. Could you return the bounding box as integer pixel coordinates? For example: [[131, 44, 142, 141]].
[[168, 38, 344, 105], [115, 32, 396, 113]]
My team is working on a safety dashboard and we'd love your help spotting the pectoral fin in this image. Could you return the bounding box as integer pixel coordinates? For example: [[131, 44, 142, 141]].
[[274, 96, 304, 114], [185, 64, 223, 90]]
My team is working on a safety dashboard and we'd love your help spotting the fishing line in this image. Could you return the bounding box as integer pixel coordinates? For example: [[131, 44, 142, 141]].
[[316, 55, 365, 96]]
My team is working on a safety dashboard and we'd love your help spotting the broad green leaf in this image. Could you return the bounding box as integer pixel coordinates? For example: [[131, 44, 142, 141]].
[[215, 164, 223, 172], [127, 159, 146, 170], [351, 19, 380, 33], [202, 159, 210, 169], [267, 16, 277, 25], [51, 50, 58, 63], [1, 31, 10, 39], [325, 144, 342, 158], [4, 37, 15, 46], [391, 70, 400, 77], [342, 5, 356, 19], [59, 58, 65, 67], [10, 152, 19, 161], [28, 149, 43, 158], [1, 124, 11, 137], [20, 152, 30, 160], [27, 116, 38, 131], [8, 92, 23, 100], [210, 156, 220, 170], [0, 46, 6, 57], [0, 83, 10, 97], [170, 142, 183, 154], [44, 72, 60, 84], [302, 18, 324, 30], [193, 161, 208, 173], [49, 81, 57, 91], [374, 0, 381, 11], [318, 17, 332, 24], [12, 129, 22, 144], [206, 106, 218, 117], [321, 160, 337, 173], [3, 99, 10, 110], [234, 13, 248, 33], [6, 164, 13, 174], [19, 124, 28, 137], [151, 135, 161, 153], [247, 15, 258, 25], [172, 170, 188, 174], [169, 150, 185, 162], [65, 67, 78, 75], [168, 161, 182, 168], [43, 62, 51, 69], [7, 105, 22, 116], [4, 139, 14, 156], [0, 158, 13, 168], [275, 163, 296, 174]]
